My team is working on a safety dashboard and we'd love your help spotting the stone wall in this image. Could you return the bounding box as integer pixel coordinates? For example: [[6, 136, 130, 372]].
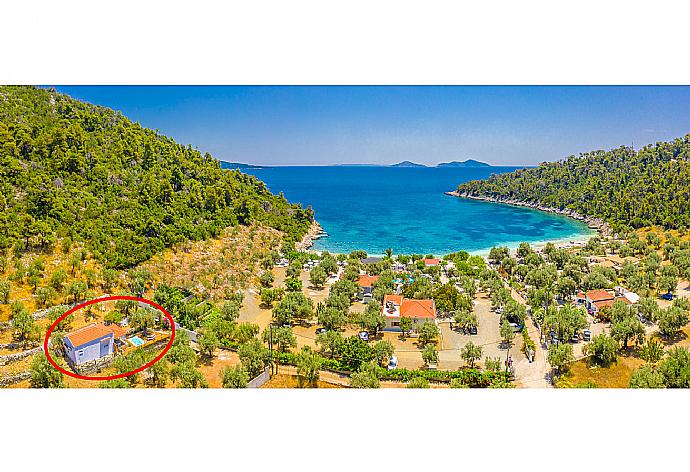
[[0, 371, 31, 387], [0, 347, 42, 366]]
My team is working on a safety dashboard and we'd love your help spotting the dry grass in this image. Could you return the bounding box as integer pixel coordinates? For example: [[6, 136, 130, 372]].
[[261, 373, 343, 388], [140, 224, 282, 302], [556, 355, 645, 388]]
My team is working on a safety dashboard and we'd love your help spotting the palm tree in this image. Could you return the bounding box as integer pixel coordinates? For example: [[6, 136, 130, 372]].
[[385, 248, 393, 259]]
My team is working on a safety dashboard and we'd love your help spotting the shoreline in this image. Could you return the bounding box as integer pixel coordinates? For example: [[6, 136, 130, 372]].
[[445, 190, 610, 237], [296, 221, 327, 251], [295, 192, 603, 259]]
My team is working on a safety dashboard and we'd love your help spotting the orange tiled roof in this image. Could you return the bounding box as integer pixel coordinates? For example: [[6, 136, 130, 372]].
[[357, 274, 380, 288], [586, 290, 614, 302], [64, 324, 114, 348], [400, 299, 437, 319], [593, 297, 632, 310], [423, 258, 440, 266], [107, 323, 128, 339], [383, 294, 403, 306]]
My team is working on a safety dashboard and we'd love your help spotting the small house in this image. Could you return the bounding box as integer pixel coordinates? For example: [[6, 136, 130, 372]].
[[63, 323, 127, 366], [381, 294, 437, 332], [356, 274, 380, 300], [581, 289, 633, 315]]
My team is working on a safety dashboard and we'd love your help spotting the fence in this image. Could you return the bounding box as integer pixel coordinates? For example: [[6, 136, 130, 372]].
[[174, 323, 198, 343], [247, 365, 271, 388]]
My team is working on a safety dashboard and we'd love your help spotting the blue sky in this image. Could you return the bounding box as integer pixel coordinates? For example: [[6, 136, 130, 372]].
[[55, 86, 690, 166]]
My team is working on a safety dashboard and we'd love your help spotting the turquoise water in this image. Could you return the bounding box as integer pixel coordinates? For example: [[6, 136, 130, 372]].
[[129, 336, 144, 347], [246, 166, 594, 255]]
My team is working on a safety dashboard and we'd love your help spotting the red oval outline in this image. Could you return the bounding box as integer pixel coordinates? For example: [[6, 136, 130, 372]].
[[43, 295, 176, 381]]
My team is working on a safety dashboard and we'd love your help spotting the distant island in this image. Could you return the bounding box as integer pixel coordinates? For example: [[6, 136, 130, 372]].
[[437, 159, 490, 168], [389, 159, 491, 168], [220, 161, 265, 170], [390, 160, 426, 168]]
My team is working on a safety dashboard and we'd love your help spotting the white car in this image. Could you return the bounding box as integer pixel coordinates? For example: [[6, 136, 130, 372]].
[[387, 356, 399, 370]]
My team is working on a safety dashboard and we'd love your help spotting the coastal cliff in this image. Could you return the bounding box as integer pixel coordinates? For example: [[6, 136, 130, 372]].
[[445, 190, 610, 236], [296, 221, 327, 250]]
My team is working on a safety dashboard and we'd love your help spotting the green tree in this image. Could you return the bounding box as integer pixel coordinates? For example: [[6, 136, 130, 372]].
[[238, 339, 270, 378], [66, 279, 87, 304], [198, 328, 220, 358], [296, 346, 322, 387], [584, 333, 619, 366], [453, 309, 478, 333], [629, 364, 664, 388], [372, 339, 394, 365], [35, 286, 57, 307], [148, 358, 170, 388], [170, 362, 208, 388], [657, 346, 690, 388], [222, 365, 249, 388], [357, 303, 386, 335], [262, 325, 297, 353], [609, 300, 646, 349], [460, 341, 482, 368], [547, 342, 574, 374], [318, 305, 347, 332], [500, 318, 515, 346], [417, 320, 439, 345], [285, 277, 302, 292], [259, 271, 274, 288], [316, 330, 344, 358], [46, 304, 73, 331], [656, 305, 689, 338], [349, 362, 380, 388], [309, 266, 327, 289], [0, 279, 10, 303], [11, 302, 39, 342], [422, 344, 439, 366], [130, 307, 156, 335], [272, 291, 313, 326], [399, 316, 413, 339], [639, 339, 665, 364], [30, 353, 64, 388]]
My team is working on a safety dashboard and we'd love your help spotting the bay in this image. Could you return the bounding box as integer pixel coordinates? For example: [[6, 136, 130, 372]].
[[244, 166, 594, 255]]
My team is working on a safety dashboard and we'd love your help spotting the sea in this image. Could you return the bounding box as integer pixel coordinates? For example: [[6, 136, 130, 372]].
[[242, 165, 594, 256]]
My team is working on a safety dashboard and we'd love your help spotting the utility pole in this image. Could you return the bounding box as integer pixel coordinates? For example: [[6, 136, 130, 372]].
[[268, 323, 274, 376]]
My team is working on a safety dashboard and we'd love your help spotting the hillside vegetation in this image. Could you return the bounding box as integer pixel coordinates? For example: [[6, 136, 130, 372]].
[[456, 136, 690, 231], [0, 86, 312, 268]]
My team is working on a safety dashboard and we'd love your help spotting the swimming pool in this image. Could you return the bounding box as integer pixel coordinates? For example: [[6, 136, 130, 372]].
[[129, 336, 145, 347]]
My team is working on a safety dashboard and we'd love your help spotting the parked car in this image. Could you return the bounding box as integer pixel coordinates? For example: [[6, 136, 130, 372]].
[[571, 333, 580, 343], [469, 325, 478, 335], [387, 356, 398, 370], [315, 327, 327, 335], [509, 322, 523, 332], [358, 331, 369, 342], [582, 329, 592, 342], [661, 292, 674, 301]]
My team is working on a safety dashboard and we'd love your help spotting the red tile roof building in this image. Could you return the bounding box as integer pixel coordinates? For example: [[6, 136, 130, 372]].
[[382, 294, 437, 331]]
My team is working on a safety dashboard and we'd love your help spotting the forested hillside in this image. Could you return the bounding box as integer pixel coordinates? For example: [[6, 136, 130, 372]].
[[456, 136, 690, 231], [0, 86, 312, 268]]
